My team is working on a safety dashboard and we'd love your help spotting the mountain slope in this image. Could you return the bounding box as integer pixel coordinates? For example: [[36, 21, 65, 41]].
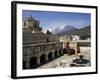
[[57, 25, 90, 36]]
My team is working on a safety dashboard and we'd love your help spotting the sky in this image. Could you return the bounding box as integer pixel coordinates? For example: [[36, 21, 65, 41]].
[[22, 10, 91, 33]]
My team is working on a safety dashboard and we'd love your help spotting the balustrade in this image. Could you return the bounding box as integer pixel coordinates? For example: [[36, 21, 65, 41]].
[[23, 42, 63, 56]]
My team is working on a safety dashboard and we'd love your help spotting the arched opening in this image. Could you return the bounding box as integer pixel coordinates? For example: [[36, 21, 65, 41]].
[[29, 57, 37, 68], [48, 52, 53, 60], [40, 54, 46, 64], [54, 50, 58, 57], [63, 48, 67, 54], [70, 49, 75, 55]]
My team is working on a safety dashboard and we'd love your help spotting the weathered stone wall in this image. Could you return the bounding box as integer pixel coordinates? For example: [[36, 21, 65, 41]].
[[23, 32, 59, 44], [47, 35, 59, 42], [23, 32, 48, 44], [23, 42, 63, 69]]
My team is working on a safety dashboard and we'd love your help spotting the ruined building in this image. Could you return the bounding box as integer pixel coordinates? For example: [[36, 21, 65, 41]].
[[23, 16, 63, 69]]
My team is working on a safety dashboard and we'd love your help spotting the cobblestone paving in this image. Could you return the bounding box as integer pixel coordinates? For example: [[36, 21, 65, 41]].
[[38, 47, 90, 69]]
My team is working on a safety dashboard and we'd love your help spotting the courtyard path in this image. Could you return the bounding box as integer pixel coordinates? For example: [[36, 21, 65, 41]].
[[38, 47, 90, 69]]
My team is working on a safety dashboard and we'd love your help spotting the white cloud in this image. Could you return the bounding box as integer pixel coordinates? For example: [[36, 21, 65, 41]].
[[42, 20, 88, 34]]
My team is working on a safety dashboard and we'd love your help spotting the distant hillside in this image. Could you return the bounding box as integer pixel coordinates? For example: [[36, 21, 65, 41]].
[[56, 25, 91, 37], [53, 25, 77, 34]]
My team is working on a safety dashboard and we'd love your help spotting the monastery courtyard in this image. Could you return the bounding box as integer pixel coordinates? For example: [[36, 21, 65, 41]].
[[38, 47, 90, 69]]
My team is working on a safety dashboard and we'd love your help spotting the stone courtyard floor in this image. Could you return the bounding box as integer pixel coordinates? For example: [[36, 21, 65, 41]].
[[38, 47, 91, 69]]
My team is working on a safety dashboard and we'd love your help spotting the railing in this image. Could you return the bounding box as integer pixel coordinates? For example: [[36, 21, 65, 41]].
[[23, 42, 63, 55]]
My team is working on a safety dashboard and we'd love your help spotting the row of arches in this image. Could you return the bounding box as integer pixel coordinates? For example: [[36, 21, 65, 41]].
[[23, 48, 76, 69], [29, 49, 63, 69]]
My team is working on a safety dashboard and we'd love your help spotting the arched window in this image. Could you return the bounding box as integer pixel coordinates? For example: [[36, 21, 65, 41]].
[[40, 54, 46, 64], [70, 49, 75, 55], [29, 57, 37, 68]]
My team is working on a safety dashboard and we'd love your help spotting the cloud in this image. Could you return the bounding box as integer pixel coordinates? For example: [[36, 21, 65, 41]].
[[42, 21, 68, 34], [42, 20, 89, 34]]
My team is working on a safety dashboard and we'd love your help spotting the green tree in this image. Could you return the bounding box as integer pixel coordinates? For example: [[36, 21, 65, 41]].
[[46, 30, 52, 34]]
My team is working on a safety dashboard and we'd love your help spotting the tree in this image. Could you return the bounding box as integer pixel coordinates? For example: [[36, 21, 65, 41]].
[[46, 30, 52, 34]]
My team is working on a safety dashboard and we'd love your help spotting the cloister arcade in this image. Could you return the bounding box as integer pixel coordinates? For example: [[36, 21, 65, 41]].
[[23, 42, 64, 69]]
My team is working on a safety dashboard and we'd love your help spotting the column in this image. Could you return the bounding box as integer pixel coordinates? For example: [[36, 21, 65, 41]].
[[52, 52, 55, 58], [61, 49, 63, 55], [45, 55, 48, 61], [37, 57, 40, 65], [25, 60, 30, 69], [57, 50, 60, 56]]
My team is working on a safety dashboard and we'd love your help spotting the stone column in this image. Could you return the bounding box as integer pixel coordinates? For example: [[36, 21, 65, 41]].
[[45, 55, 48, 61], [57, 50, 60, 56], [52, 52, 55, 58], [37, 57, 40, 65], [61, 49, 63, 55], [25, 60, 30, 69]]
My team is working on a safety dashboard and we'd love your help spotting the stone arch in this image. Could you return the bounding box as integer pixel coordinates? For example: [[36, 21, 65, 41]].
[[40, 54, 46, 64], [54, 50, 58, 57], [70, 49, 75, 55], [48, 52, 53, 60], [29, 57, 38, 68]]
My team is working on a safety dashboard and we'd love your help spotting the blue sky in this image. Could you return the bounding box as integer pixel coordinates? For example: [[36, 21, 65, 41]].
[[23, 10, 91, 33]]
